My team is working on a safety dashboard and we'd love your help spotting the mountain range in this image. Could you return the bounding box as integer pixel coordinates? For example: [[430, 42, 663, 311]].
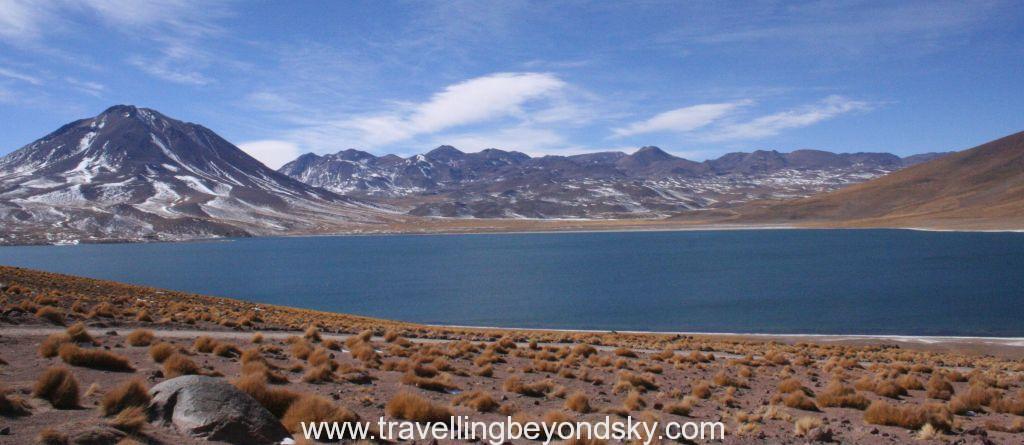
[[279, 144, 947, 218], [3, 104, 1020, 245]]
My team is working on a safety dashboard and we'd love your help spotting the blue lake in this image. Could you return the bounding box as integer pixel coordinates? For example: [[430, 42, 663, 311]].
[[1, 229, 1023, 336]]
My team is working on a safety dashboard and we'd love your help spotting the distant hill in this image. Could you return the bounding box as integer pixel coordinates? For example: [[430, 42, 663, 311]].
[[280, 145, 947, 219], [734, 131, 1024, 229]]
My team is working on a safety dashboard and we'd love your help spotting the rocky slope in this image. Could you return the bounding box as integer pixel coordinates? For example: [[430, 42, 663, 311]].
[[734, 130, 1024, 229], [280, 146, 950, 218], [0, 105, 386, 244]]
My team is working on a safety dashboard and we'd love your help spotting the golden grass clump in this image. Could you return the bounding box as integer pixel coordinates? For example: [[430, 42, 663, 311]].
[[564, 392, 591, 413], [863, 400, 953, 431], [400, 371, 457, 392], [302, 365, 335, 384], [663, 398, 695, 416], [502, 375, 554, 397], [251, 333, 264, 344], [162, 353, 200, 378], [815, 382, 869, 410], [691, 381, 713, 399], [233, 374, 301, 418], [925, 374, 954, 400], [281, 395, 360, 434], [39, 333, 71, 358], [303, 326, 322, 342], [66, 322, 94, 343], [385, 392, 452, 423], [949, 384, 995, 414], [453, 390, 500, 413], [108, 406, 147, 434], [782, 391, 819, 411], [58, 344, 134, 372], [35, 306, 66, 325], [0, 386, 31, 416], [36, 428, 68, 445], [33, 366, 79, 409], [148, 342, 176, 363], [100, 379, 151, 416], [126, 329, 155, 347], [793, 416, 822, 437], [193, 336, 218, 353], [613, 347, 638, 358]]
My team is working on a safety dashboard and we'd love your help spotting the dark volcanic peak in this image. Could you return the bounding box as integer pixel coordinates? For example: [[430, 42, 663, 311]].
[[0, 105, 375, 244]]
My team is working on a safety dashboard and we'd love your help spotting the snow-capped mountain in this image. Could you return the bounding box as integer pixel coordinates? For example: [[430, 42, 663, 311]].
[[0, 105, 384, 244], [279, 145, 951, 219]]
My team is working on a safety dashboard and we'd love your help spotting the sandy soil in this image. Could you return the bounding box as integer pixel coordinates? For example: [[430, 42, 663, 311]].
[[1, 266, 1022, 444]]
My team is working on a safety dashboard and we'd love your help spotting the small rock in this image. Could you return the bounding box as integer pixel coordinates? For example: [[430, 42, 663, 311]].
[[806, 427, 834, 443], [0, 426, 9, 435]]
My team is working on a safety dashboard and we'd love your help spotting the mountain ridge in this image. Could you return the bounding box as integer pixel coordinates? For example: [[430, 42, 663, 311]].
[[278, 143, 952, 218]]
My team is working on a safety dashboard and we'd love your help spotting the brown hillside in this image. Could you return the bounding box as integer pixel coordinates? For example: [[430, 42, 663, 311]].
[[736, 131, 1024, 229]]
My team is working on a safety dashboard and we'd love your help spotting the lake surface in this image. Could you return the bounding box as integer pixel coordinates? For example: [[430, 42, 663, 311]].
[[1, 229, 1023, 337]]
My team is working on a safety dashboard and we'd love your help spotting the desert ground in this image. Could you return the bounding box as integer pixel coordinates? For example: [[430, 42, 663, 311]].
[[0, 265, 1022, 444]]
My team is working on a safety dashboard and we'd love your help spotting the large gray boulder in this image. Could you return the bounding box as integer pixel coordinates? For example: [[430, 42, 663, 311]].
[[148, 375, 291, 445]]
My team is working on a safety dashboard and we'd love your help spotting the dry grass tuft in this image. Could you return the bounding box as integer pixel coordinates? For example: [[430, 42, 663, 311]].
[[815, 382, 869, 410], [386, 392, 452, 423], [782, 392, 818, 411], [66, 322, 94, 343], [39, 333, 71, 358], [162, 353, 200, 378], [503, 375, 554, 397], [401, 372, 456, 392], [564, 392, 591, 413], [949, 385, 994, 414], [58, 344, 134, 372], [33, 366, 79, 409], [126, 329, 155, 347], [0, 386, 31, 416], [281, 394, 360, 434], [193, 336, 218, 353], [925, 374, 954, 400], [793, 416, 822, 437], [233, 374, 301, 418], [100, 379, 151, 416], [37, 428, 68, 445], [148, 342, 176, 363], [36, 306, 66, 325], [863, 400, 953, 431], [108, 406, 148, 433], [453, 390, 500, 413]]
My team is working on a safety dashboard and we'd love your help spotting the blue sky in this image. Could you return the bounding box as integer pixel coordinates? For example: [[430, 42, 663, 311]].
[[1, 1, 1022, 168]]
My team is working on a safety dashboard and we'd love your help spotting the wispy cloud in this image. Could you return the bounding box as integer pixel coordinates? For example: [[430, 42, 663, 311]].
[[0, 0, 231, 85], [0, 66, 42, 85], [612, 101, 751, 137], [705, 96, 871, 141], [63, 76, 105, 96]]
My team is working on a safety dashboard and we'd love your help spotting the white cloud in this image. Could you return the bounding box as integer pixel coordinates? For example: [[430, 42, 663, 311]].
[[237, 139, 303, 169], [128, 55, 212, 85], [342, 72, 567, 146], [612, 100, 750, 137], [0, 66, 42, 85], [64, 76, 105, 96], [706, 95, 870, 141]]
